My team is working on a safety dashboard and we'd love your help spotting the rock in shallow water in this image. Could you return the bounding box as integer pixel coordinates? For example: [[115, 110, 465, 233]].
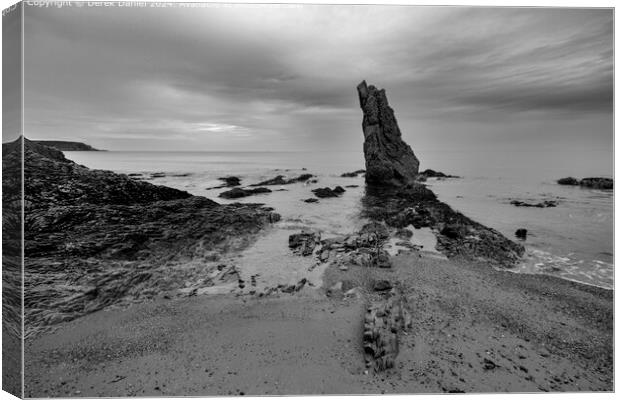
[[557, 177, 580, 186], [557, 176, 613, 189], [218, 176, 241, 187], [580, 177, 613, 189], [250, 173, 313, 186], [312, 186, 346, 198], [515, 228, 528, 240], [510, 200, 558, 208], [218, 187, 271, 199]]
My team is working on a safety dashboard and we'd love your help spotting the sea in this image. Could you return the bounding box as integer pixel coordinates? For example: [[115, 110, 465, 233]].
[[65, 149, 614, 290]]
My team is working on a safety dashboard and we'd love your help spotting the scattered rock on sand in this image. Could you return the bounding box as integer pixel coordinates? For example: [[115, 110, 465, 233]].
[[289, 231, 320, 256], [303, 198, 319, 203], [370, 250, 392, 269]]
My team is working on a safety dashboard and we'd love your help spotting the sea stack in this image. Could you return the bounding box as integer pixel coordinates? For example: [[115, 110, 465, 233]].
[[357, 80, 420, 186]]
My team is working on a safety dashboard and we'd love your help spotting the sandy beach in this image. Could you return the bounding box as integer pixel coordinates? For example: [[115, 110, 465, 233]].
[[25, 250, 612, 396]]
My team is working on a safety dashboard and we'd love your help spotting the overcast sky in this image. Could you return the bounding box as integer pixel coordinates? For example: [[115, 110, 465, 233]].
[[21, 4, 612, 154]]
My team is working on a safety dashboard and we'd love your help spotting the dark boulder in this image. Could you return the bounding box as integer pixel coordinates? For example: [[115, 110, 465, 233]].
[[312, 186, 346, 198], [372, 280, 392, 291], [218, 176, 241, 187], [440, 224, 462, 240], [515, 229, 528, 240], [557, 177, 579, 186], [557, 177, 612, 189], [218, 187, 271, 199], [357, 80, 420, 186], [303, 198, 319, 203]]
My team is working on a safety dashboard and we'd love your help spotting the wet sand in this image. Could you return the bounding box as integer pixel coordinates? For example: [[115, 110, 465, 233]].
[[24, 250, 612, 396]]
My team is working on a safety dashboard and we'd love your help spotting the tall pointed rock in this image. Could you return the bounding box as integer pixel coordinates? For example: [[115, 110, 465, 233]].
[[357, 81, 419, 186]]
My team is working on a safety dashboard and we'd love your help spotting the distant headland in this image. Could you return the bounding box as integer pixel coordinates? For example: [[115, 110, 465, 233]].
[[32, 140, 103, 151]]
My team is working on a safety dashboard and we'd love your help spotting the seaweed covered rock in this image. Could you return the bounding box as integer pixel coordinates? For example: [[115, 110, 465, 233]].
[[357, 81, 420, 186]]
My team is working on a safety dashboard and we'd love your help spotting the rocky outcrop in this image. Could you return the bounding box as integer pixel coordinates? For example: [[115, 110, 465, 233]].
[[362, 184, 524, 267], [357, 81, 420, 186], [17, 138, 280, 336], [580, 177, 613, 190], [557, 177, 613, 190]]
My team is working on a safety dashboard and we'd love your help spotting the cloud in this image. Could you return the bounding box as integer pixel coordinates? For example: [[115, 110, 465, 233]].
[[22, 5, 612, 151]]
